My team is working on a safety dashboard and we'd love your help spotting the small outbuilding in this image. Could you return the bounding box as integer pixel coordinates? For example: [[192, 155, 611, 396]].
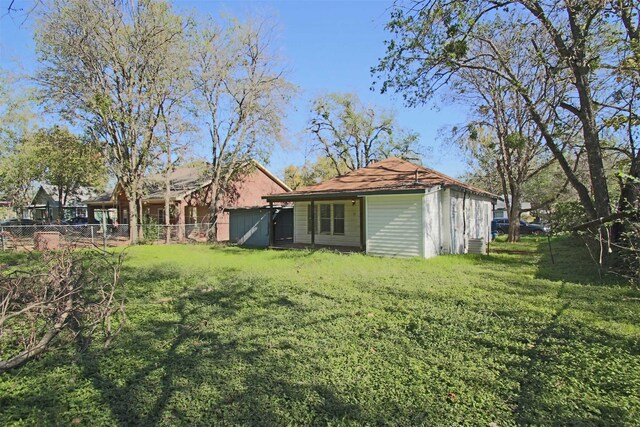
[[228, 206, 293, 248], [263, 158, 497, 258]]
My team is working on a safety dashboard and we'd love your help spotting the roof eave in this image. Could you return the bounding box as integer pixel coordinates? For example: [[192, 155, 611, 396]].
[[443, 184, 499, 201], [263, 188, 427, 202], [253, 160, 292, 192]]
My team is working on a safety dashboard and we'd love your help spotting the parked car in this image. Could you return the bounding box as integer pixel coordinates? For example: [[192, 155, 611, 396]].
[[491, 218, 550, 235], [0, 218, 42, 237], [0, 218, 40, 227], [63, 216, 89, 225]]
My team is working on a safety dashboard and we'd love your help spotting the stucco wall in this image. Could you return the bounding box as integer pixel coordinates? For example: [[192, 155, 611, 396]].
[[423, 190, 442, 258], [448, 190, 493, 254]]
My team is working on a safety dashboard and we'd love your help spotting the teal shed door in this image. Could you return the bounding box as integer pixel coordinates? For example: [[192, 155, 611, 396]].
[[229, 209, 270, 247]]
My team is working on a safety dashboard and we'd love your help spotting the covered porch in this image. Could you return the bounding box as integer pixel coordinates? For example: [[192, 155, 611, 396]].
[[264, 193, 366, 251]]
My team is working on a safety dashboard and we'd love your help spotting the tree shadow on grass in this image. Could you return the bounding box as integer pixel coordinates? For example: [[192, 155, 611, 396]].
[[534, 237, 619, 285], [74, 265, 360, 426], [469, 252, 539, 269], [512, 298, 637, 425], [464, 280, 640, 426]]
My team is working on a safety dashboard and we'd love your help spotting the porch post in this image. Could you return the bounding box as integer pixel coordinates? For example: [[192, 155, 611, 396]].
[[359, 197, 365, 251], [310, 200, 315, 248], [268, 202, 274, 247]]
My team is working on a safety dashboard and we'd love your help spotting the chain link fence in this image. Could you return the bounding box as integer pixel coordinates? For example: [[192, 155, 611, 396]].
[[0, 223, 215, 251]]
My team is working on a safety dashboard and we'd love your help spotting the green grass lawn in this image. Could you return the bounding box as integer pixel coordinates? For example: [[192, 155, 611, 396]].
[[1, 237, 639, 426]]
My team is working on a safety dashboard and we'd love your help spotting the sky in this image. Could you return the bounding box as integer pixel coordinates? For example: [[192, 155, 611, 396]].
[[0, 0, 470, 179]]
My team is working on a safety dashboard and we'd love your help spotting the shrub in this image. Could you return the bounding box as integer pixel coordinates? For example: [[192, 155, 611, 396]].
[[548, 201, 589, 233], [611, 218, 640, 287]]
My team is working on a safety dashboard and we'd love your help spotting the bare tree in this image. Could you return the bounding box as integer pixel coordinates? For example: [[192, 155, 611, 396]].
[[189, 16, 293, 241], [448, 26, 573, 241], [35, 0, 190, 242], [308, 93, 420, 175]]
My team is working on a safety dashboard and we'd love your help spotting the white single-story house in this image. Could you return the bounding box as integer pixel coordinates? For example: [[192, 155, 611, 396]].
[[263, 158, 498, 258]]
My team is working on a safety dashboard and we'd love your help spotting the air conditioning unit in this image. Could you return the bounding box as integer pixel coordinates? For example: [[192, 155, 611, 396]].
[[468, 238, 486, 255]]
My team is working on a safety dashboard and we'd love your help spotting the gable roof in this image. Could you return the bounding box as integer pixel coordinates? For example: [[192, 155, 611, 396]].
[[264, 157, 497, 201], [141, 166, 210, 201], [29, 185, 102, 207], [86, 160, 291, 205]]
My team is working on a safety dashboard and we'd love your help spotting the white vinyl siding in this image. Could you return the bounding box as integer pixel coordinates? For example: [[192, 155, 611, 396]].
[[365, 194, 424, 257], [293, 200, 361, 247]]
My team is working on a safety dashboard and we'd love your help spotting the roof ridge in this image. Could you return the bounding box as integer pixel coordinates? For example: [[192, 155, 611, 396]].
[[270, 157, 497, 199]]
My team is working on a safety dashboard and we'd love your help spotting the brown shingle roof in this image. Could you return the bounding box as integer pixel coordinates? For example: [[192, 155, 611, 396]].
[[265, 158, 496, 200]]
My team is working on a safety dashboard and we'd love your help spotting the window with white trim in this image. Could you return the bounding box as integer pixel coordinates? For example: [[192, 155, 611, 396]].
[[307, 203, 346, 235], [319, 204, 331, 233], [333, 204, 345, 234]]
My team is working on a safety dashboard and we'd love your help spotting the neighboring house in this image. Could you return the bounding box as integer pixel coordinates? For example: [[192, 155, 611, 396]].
[[22, 185, 95, 221], [264, 157, 497, 258], [86, 161, 291, 241], [493, 197, 532, 219], [0, 199, 12, 221]]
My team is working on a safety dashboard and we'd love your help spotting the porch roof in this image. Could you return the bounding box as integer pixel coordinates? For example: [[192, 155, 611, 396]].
[[264, 157, 497, 202]]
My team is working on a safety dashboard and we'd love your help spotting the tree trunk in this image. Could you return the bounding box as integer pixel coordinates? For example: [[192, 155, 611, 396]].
[[208, 185, 221, 243], [574, 70, 611, 218], [137, 198, 144, 241], [128, 197, 138, 243], [58, 186, 65, 220], [612, 157, 640, 241], [507, 192, 521, 243], [164, 149, 171, 244], [164, 196, 171, 244]]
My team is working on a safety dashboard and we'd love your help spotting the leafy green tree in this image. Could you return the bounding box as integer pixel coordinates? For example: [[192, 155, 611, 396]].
[[284, 157, 343, 190], [444, 28, 563, 241], [0, 138, 40, 212], [0, 71, 39, 211], [308, 93, 421, 175], [35, 0, 190, 242], [374, 0, 640, 221], [32, 126, 106, 219]]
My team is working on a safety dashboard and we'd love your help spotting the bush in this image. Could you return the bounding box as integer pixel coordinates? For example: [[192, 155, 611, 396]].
[[548, 201, 589, 233], [611, 218, 640, 287]]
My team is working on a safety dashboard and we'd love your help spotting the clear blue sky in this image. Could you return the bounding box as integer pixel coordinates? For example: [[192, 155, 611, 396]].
[[0, 0, 469, 179]]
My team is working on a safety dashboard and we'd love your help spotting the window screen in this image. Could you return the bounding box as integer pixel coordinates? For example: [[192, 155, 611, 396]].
[[319, 204, 331, 233], [333, 204, 345, 234]]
